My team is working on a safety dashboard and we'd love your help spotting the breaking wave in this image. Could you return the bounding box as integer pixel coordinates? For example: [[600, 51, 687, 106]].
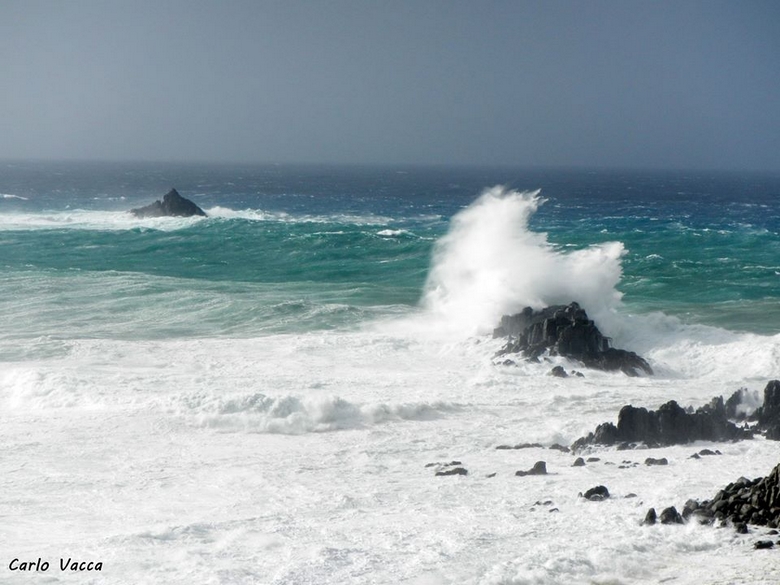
[[180, 392, 461, 434]]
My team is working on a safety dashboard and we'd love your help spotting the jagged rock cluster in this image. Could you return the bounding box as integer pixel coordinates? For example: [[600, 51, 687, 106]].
[[572, 381, 780, 451], [572, 397, 750, 451], [757, 380, 780, 440], [130, 188, 207, 218], [493, 302, 652, 376], [645, 463, 780, 537]]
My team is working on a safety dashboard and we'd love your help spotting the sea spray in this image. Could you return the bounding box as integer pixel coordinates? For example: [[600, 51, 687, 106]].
[[421, 187, 626, 335]]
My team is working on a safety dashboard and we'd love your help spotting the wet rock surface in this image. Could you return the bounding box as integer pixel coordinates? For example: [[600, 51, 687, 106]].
[[572, 397, 752, 451], [493, 302, 652, 376], [515, 461, 548, 477], [582, 485, 610, 501], [428, 461, 468, 476], [644, 462, 780, 537], [573, 380, 780, 451]]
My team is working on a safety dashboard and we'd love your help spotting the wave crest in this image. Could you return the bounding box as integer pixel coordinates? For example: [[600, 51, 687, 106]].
[[421, 187, 625, 334], [180, 392, 460, 434]]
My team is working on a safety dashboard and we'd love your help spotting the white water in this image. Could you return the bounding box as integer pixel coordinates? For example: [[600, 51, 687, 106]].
[[0, 206, 395, 232], [2, 189, 780, 584], [422, 188, 625, 336]]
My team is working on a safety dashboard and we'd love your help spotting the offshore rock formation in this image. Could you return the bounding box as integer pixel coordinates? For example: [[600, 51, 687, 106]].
[[130, 189, 207, 218], [493, 302, 652, 376], [572, 380, 780, 452]]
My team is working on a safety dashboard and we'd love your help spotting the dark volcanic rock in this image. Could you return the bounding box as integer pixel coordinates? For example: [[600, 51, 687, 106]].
[[496, 442, 543, 450], [516, 461, 547, 477], [493, 302, 652, 376], [755, 380, 780, 440], [659, 506, 684, 525], [572, 396, 751, 451], [572, 457, 586, 467], [435, 467, 468, 476], [682, 499, 700, 520], [550, 365, 568, 378], [645, 457, 668, 466], [649, 462, 780, 533], [131, 189, 207, 218], [725, 387, 760, 421], [754, 540, 775, 549], [643, 508, 657, 525], [549, 443, 570, 453], [583, 485, 610, 501]]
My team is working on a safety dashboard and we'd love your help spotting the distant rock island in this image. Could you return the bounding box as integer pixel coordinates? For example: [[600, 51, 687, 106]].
[[493, 302, 652, 376], [130, 188, 207, 218]]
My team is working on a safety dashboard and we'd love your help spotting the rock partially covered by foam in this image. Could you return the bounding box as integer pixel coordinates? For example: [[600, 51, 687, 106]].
[[130, 189, 207, 218], [652, 462, 780, 532], [493, 302, 652, 376], [755, 380, 780, 440]]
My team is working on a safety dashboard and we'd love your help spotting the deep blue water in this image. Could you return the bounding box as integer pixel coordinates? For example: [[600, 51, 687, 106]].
[[1, 161, 779, 343]]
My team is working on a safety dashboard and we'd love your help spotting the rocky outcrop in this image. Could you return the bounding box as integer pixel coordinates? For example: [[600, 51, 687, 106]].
[[130, 189, 207, 218], [582, 485, 610, 501], [755, 380, 780, 440], [427, 460, 468, 476], [647, 462, 780, 532], [572, 396, 752, 451], [493, 302, 652, 376], [572, 381, 780, 452], [515, 461, 547, 477]]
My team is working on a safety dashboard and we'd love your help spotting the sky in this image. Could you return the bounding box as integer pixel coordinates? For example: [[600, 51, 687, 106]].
[[0, 0, 778, 171]]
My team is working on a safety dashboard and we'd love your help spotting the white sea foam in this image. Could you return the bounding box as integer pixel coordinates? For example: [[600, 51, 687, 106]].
[[421, 187, 625, 336], [0, 209, 204, 231], [183, 391, 460, 433], [0, 206, 394, 231], [397, 186, 780, 386], [3, 187, 780, 584], [2, 319, 779, 584], [206, 205, 393, 225], [1, 193, 28, 200], [377, 228, 409, 237]]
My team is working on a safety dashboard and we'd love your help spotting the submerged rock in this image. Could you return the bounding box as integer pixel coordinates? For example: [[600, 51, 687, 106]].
[[435, 467, 468, 476], [493, 302, 652, 376], [549, 365, 568, 378], [496, 442, 543, 450], [516, 461, 547, 477], [130, 188, 207, 218], [429, 460, 468, 476], [549, 443, 570, 453], [583, 485, 610, 501], [645, 457, 668, 466]]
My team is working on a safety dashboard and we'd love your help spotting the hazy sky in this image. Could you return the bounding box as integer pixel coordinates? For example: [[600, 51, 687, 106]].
[[1, 1, 778, 170]]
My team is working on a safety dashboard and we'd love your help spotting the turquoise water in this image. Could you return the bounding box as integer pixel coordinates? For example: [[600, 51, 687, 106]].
[[1, 162, 779, 350]]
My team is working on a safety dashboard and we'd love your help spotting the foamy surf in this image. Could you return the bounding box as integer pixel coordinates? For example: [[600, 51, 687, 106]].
[[3, 164, 780, 585], [421, 187, 625, 336]]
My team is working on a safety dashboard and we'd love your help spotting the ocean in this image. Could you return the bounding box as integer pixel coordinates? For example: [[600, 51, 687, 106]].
[[1, 161, 779, 584]]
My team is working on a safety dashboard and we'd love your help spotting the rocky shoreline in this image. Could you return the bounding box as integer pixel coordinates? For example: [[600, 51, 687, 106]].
[[427, 303, 780, 552]]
